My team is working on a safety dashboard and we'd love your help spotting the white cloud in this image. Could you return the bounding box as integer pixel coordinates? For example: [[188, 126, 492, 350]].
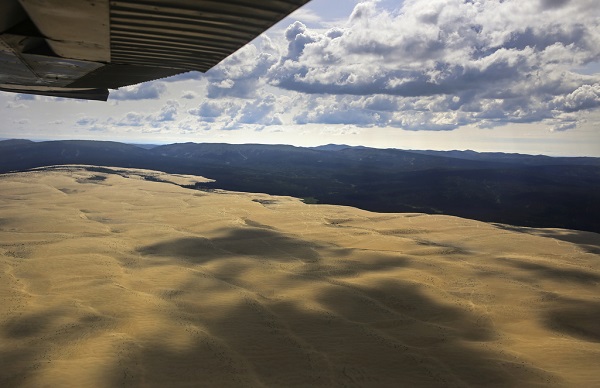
[[237, 94, 282, 126], [76, 117, 97, 126], [113, 112, 146, 127], [65, 0, 600, 133], [288, 7, 324, 25], [14, 94, 37, 101], [205, 40, 279, 99], [188, 100, 241, 124], [552, 83, 600, 112], [6, 102, 28, 109], [181, 91, 198, 99], [155, 100, 179, 122], [258, 0, 600, 130], [109, 82, 167, 100]]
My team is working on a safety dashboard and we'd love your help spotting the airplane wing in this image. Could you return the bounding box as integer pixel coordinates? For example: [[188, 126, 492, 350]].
[[0, 0, 310, 101]]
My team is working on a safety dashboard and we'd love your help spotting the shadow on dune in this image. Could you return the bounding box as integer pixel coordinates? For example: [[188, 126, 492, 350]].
[[138, 227, 411, 279], [493, 224, 600, 254], [137, 228, 326, 264], [1, 227, 561, 386], [0, 307, 112, 387], [544, 298, 600, 343], [123, 228, 558, 386], [0, 347, 38, 386], [499, 257, 600, 285], [299, 254, 412, 278], [315, 279, 497, 342], [3, 310, 64, 339], [104, 279, 556, 387]]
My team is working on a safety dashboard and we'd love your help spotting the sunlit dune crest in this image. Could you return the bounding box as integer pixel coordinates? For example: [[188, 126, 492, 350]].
[[1, 166, 599, 387]]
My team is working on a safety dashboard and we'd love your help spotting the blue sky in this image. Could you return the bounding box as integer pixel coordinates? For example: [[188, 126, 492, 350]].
[[1, 0, 600, 156]]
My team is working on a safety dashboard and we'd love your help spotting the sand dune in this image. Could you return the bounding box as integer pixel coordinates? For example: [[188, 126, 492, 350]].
[[1, 166, 599, 387]]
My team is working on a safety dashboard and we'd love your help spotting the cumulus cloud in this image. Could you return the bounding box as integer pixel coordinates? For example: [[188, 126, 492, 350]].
[[181, 91, 197, 99], [188, 100, 240, 123], [5, 94, 35, 108], [237, 95, 283, 126], [113, 112, 146, 127], [287, 7, 324, 25], [75, 116, 108, 132], [14, 94, 37, 101], [260, 0, 600, 130], [205, 38, 279, 99], [38, 0, 598, 134], [76, 117, 97, 126], [109, 82, 167, 100], [539, 0, 571, 11], [552, 83, 600, 112], [124, 100, 183, 130], [162, 71, 203, 83], [189, 101, 220, 119], [155, 100, 179, 122], [186, 92, 285, 130], [5, 101, 27, 109], [294, 95, 392, 126]]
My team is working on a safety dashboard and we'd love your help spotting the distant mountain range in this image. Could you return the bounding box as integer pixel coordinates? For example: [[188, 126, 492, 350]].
[[1, 139, 599, 232]]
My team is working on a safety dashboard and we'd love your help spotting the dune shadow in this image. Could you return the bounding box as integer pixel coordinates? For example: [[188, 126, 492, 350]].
[[133, 227, 559, 385], [0, 347, 38, 387], [314, 281, 496, 342], [129, 239, 558, 386], [57, 188, 78, 194], [138, 227, 324, 264], [300, 254, 412, 278], [414, 239, 471, 255], [243, 218, 277, 230], [544, 298, 600, 342], [2, 221, 578, 386], [1, 241, 563, 386], [3, 310, 62, 339], [0, 307, 112, 386], [493, 224, 600, 254], [499, 257, 600, 285], [76, 175, 108, 184], [106, 277, 556, 387]]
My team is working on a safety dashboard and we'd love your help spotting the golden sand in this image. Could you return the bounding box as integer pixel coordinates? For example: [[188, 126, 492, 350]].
[[1, 166, 599, 387]]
